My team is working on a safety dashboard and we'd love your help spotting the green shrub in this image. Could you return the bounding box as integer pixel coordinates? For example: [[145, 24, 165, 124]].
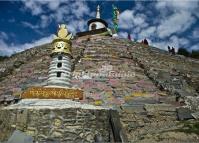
[[177, 48, 190, 57], [190, 50, 199, 59]]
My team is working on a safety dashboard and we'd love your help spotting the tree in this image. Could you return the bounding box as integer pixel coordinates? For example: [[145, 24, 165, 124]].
[[0, 56, 8, 61], [190, 50, 199, 59], [177, 48, 190, 57]]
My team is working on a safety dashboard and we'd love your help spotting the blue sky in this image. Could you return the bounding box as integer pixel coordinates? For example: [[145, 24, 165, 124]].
[[0, 0, 198, 56]]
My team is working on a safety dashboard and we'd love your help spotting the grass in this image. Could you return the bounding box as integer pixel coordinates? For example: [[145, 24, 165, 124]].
[[175, 121, 199, 135]]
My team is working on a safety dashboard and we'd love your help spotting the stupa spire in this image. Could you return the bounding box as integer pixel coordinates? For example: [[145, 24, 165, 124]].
[[96, 5, 100, 19]]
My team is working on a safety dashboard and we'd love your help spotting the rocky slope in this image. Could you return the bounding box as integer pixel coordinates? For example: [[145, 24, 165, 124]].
[[0, 36, 199, 142]]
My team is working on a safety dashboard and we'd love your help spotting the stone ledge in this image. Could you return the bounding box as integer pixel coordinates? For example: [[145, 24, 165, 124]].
[[0, 99, 111, 142], [2, 99, 109, 110]]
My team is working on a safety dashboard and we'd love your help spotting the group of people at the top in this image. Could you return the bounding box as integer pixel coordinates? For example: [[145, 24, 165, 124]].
[[127, 34, 176, 55], [127, 34, 149, 45], [168, 46, 175, 55], [141, 39, 149, 45]]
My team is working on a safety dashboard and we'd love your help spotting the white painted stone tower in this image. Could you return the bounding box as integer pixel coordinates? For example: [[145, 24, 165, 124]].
[[47, 24, 73, 88]]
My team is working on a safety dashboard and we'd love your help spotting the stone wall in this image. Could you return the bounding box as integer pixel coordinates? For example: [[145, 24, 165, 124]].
[[0, 99, 111, 143]]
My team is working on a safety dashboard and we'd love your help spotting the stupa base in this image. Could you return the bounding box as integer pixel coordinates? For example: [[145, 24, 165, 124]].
[[21, 87, 83, 100], [112, 33, 118, 37]]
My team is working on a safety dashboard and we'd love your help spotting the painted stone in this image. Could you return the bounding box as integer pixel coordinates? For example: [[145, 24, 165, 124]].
[[21, 87, 83, 100]]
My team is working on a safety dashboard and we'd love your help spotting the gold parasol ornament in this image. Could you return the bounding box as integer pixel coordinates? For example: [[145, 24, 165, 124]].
[[52, 24, 73, 55]]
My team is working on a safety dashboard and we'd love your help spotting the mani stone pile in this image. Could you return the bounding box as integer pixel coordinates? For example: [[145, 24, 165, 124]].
[[0, 36, 199, 142]]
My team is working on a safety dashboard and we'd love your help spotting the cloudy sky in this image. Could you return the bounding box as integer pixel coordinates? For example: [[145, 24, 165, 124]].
[[0, 0, 198, 56]]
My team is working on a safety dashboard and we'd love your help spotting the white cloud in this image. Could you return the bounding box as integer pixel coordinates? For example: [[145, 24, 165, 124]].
[[40, 15, 51, 28], [134, 2, 144, 11], [152, 35, 190, 51], [22, 0, 64, 15], [118, 32, 128, 38], [138, 0, 198, 51], [22, 0, 43, 15], [70, 1, 90, 18], [157, 11, 196, 38], [152, 41, 167, 51], [21, 21, 43, 35], [118, 32, 136, 41], [0, 32, 8, 40], [67, 19, 87, 33], [21, 1, 91, 34], [170, 35, 190, 48], [139, 26, 156, 39], [190, 43, 199, 51], [47, 1, 61, 11], [119, 9, 147, 29], [0, 35, 53, 56], [156, 1, 198, 11], [192, 28, 199, 39], [119, 10, 134, 29], [21, 21, 39, 29]]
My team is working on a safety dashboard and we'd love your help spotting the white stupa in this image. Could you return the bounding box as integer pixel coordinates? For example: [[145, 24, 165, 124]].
[[87, 5, 108, 31], [47, 24, 72, 88]]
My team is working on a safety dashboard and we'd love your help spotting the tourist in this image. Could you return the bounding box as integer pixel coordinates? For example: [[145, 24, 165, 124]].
[[171, 47, 176, 55], [143, 38, 148, 45], [168, 46, 171, 53], [128, 33, 131, 41]]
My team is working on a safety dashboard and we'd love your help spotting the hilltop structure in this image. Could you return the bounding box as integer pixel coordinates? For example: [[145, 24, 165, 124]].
[[88, 5, 108, 31], [76, 5, 111, 37], [0, 6, 198, 143]]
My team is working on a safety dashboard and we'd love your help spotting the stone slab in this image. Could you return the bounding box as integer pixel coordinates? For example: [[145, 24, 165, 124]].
[[144, 103, 176, 112], [3, 99, 109, 110], [191, 112, 199, 119], [7, 130, 33, 143], [121, 104, 145, 113], [177, 107, 194, 120]]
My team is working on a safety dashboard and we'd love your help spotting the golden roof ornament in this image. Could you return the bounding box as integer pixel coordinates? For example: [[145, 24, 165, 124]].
[[52, 24, 73, 55], [58, 24, 68, 38], [54, 24, 72, 40]]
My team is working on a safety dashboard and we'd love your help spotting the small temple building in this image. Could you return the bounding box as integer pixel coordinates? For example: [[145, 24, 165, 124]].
[[76, 5, 111, 37], [88, 5, 108, 31]]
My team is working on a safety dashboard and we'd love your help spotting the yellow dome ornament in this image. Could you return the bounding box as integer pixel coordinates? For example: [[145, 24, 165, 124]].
[[52, 24, 73, 55], [58, 24, 68, 38]]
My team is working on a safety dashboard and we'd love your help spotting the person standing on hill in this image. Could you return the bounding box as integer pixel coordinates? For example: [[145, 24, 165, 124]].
[[143, 38, 148, 45], [168, 46, 171, 53], [128, 33, 131, 41], [171, 47, 176, 55]]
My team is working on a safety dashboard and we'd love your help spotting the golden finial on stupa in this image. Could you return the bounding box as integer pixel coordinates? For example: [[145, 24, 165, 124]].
[[52, 24, 73, 55], [58, 24, 68, 38]]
